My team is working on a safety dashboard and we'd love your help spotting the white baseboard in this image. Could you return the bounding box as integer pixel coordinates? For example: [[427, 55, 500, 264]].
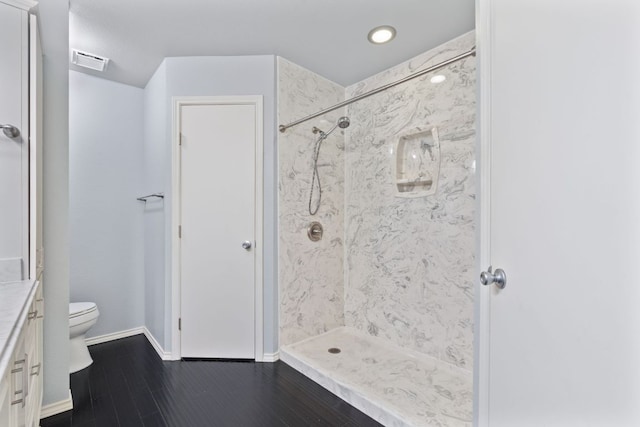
[[85, 327, 145, 346], [40, 389, 73, 419], [143, 327, 173, 361], [84, 326, 172, 361], [262, 351, 280, 362]]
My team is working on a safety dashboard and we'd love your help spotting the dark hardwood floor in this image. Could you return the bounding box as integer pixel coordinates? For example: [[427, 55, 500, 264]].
[[40, 335, 381, 427]]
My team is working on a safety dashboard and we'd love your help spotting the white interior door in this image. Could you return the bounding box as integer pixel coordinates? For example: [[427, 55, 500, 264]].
[[480, 0, 640, 425], [179, 99, 258, 359]]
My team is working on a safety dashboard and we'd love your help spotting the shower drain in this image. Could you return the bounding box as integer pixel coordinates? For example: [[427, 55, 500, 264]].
[[328, 347, 341, 354]]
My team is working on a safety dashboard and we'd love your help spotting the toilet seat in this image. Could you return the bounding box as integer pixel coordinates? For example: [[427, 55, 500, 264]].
[[70, 302, 97, 318]]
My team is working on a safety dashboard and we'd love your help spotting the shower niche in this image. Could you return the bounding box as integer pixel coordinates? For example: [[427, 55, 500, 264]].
[[394, 127, 441, 197]]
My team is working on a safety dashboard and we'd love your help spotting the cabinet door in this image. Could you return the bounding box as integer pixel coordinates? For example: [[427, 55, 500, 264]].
[[26, 283, 43, 426], [23, 299, 36, 427], [0, 1, 29, 282], [10, 334, 26, 426], [0, 366, 12, 426]]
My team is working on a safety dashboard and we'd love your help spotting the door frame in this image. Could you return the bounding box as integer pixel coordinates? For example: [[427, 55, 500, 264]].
[[475, 0, 492, 425], [170, 95, 264, 361], [29, 13, 43, 281]]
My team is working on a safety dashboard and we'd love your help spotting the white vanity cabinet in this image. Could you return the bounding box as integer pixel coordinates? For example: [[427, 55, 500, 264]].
[[0, 281, 43, 427], [24, 283, 44, 426]]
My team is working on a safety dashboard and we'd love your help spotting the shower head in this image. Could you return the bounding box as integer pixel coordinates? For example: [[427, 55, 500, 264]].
[[337, 116, 350, 129]]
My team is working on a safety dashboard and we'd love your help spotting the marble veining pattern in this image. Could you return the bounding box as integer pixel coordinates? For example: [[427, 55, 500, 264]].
[[277, 58, 346, 346], [281, 327, 472, 427], [344, 32, 476, 369]]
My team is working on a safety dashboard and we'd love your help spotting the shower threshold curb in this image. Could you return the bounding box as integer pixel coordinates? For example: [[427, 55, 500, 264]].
[[280, 345, 408, 427], [280, 327, 472, 427]]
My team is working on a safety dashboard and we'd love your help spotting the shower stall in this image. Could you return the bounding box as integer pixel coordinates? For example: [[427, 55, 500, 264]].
[[277, 31, 476, 426]]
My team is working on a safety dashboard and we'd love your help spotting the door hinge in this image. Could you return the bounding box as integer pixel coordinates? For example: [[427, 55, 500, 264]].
[[178, 318, 181, 331], [178, 225, 182, 238]]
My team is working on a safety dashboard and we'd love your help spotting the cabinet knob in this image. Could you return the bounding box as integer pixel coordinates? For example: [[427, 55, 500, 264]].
[[1, 124, 20, 139]]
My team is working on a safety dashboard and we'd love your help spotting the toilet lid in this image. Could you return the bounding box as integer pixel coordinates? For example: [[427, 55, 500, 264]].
[[70, 302, 97, 318]]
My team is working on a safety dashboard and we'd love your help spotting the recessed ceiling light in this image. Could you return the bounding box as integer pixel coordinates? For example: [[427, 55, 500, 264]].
[[368, 25, 396, 44], [430, 74, 446, 84]]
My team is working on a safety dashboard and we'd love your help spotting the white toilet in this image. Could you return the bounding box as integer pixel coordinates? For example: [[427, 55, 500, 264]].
[[69, 302, 100, 373]]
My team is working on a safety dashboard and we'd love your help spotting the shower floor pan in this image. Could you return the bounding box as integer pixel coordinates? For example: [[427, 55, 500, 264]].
[[280, 327, 472, 427]]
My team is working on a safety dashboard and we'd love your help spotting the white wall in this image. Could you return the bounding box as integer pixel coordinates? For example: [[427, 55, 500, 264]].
[[143, 55, 278, 354], [39, 0, 70, 407], [69, 71, 145, 338]]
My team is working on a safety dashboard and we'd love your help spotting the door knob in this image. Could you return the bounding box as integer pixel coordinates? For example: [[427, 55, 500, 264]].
[[242, 241, 252, 250], [480, 266, 507, 289]]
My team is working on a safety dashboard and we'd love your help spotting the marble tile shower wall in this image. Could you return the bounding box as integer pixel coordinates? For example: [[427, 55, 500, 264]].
[[278, 58, 346, 346], [344, 32, 476, 369]]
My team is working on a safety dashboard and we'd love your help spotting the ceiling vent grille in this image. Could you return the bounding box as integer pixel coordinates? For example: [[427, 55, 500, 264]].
[[71, 49, 109, 72]]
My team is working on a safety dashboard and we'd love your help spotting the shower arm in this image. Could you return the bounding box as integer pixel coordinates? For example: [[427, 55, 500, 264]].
[[279, 47, 476, 133]]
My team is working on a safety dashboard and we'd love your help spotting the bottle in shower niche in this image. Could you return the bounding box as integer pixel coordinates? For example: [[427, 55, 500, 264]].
[[394, 127, 441, 197]]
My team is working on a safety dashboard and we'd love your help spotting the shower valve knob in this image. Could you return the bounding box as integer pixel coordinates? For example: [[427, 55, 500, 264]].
[[307, 222, 323, 242], [480, 266, 507, 289]]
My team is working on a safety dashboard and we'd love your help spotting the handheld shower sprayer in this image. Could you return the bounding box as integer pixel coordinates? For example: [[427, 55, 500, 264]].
[[311, 116, 350, 137], [308, 117, 350, 216]]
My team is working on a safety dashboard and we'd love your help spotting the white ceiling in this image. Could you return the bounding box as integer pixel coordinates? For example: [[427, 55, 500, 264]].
[[69, 0, 475, 88]]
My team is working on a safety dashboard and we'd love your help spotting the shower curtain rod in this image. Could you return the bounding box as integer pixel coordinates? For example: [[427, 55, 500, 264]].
[[279, 47, 476, 133]]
